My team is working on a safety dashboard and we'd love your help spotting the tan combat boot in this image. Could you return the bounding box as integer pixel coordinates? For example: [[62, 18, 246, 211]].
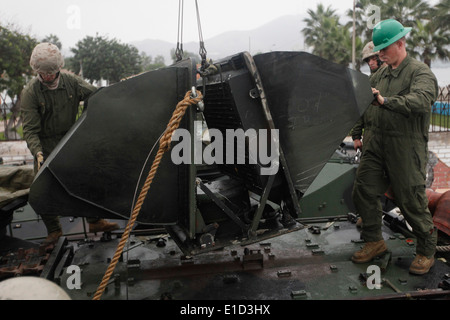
[[409, 254, 435, 275], [89, 219, 120, 233], [42, 230, 63, 246], [351, 240, 387, 263], [356, 217, 363, 229]]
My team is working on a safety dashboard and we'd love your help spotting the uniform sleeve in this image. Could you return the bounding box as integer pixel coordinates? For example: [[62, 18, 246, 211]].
[[20, 87, 43, 157], [74, 75, 97, 101], [350, 117, 364, 140], [383, 66, 438, 116]]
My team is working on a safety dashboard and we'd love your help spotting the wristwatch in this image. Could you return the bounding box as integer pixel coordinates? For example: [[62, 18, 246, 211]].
[[383, 97, 388, 105]]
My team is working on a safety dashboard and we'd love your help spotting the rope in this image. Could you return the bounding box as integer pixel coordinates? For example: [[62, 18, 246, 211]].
[[437, 245, 450, 252], [92, 89, 203, 300]]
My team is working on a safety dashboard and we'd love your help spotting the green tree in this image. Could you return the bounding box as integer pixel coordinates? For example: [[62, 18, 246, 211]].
[[42, 34, 62, 50], [303, 4, 338, 57], [100, 40, 142, 83], [434, 0, 450, 32], [0, 24, 37, 99], [407, 19, 450, 67], [348, 0, 433, 38], [140, 52, 166, 71], [346, 0, 382, 42], [348, 0, 431, 31], [66, 35, 106, 83], [349, 0, 450, 67], [302, 4, 352, 66], [382, 0, 432, 27], [0, 23, 37, 139], [68, 34, 142, 84]]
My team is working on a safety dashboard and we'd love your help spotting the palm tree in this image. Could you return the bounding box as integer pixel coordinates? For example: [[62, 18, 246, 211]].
[[373, 0, 449, 67], [346, 0, 383, 42], [434, 0, 450, 32], [382, 0, 432, 27], [302, 4, 352, 66], [348, 0, 450, 68], [42, 34, 62, 50], [346, 0, 385, 70], [302, 4, 338, 56], [407, 19, 450, 67]]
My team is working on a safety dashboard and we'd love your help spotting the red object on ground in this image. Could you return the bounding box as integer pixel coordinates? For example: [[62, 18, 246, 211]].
[[426, 188, 450, 236]]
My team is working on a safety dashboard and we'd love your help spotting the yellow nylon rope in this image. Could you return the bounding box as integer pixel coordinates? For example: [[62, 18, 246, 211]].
[[92, 90, 203, 300]]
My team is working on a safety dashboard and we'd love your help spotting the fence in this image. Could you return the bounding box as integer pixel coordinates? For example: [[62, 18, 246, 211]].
[[430, 85, 450, 133], [0, 97, 22, 141], [1, 85, 449, 142]]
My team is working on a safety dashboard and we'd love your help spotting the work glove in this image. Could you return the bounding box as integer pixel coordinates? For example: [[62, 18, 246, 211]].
[[36, 152, 44, 171]]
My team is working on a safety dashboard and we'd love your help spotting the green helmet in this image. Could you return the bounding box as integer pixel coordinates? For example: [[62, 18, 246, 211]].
[[372, 19, 411, 52]]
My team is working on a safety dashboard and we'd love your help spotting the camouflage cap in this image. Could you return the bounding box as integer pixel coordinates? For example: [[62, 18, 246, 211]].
[[362, 41, 379, 61], [30, 43, 64, 75]]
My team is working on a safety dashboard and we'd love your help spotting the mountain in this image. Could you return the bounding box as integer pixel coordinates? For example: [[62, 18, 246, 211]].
[[131, 14, 308, 65], [130, 39, 175, 65]]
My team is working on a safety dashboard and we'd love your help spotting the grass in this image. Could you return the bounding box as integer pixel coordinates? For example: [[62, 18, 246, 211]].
[[431, 113, 450, 129]]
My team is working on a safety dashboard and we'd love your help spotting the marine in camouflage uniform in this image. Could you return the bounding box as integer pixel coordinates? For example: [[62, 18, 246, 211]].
[[350, 42, 387, 229], [351, 41, 386, 154], [21, 43, 120, 246], [351, 20, 439, 275]]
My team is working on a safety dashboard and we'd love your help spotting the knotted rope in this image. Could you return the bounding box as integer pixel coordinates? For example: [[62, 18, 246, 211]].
[[92, 89, 203, 300]]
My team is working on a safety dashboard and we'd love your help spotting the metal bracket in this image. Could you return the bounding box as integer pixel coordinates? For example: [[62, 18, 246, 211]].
[[242, 51, 302, 217], [40, 236, 69, 280], [191, 86, 204, 112], [197, 179, 247, 230], [250, 173, 276, 236], [242, 249, 263, 270]]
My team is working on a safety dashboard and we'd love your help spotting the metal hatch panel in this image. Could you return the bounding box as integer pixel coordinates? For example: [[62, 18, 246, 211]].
[[29, 60, 196, 224], [252, 51, 373, 195]]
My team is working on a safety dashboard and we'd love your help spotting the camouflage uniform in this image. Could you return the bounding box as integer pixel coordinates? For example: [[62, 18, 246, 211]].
[[21, 73, 96, 160], [21, 44, 98, 233], [352, 55, 439, 257], [350, 41, 386, 145], [350, 67, 386, 147]]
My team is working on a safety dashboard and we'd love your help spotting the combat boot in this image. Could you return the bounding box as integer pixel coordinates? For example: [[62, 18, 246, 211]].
[[351, 240, 387, 263], [409, 254, 435, 275], [89, 219, 120, 233], [356, 217, 363, 228], [41, 230, 63, 247]]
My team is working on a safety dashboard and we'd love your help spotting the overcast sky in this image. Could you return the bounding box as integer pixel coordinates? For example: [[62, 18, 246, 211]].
[[1, 0, 448, 84], [1, 0, 387, 49]]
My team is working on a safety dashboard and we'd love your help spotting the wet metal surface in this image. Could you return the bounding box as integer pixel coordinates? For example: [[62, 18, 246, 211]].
[[58, 220, 450, 300]]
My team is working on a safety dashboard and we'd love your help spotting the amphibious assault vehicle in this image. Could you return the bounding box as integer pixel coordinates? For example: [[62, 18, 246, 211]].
[[1, 51, 449, 301]]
